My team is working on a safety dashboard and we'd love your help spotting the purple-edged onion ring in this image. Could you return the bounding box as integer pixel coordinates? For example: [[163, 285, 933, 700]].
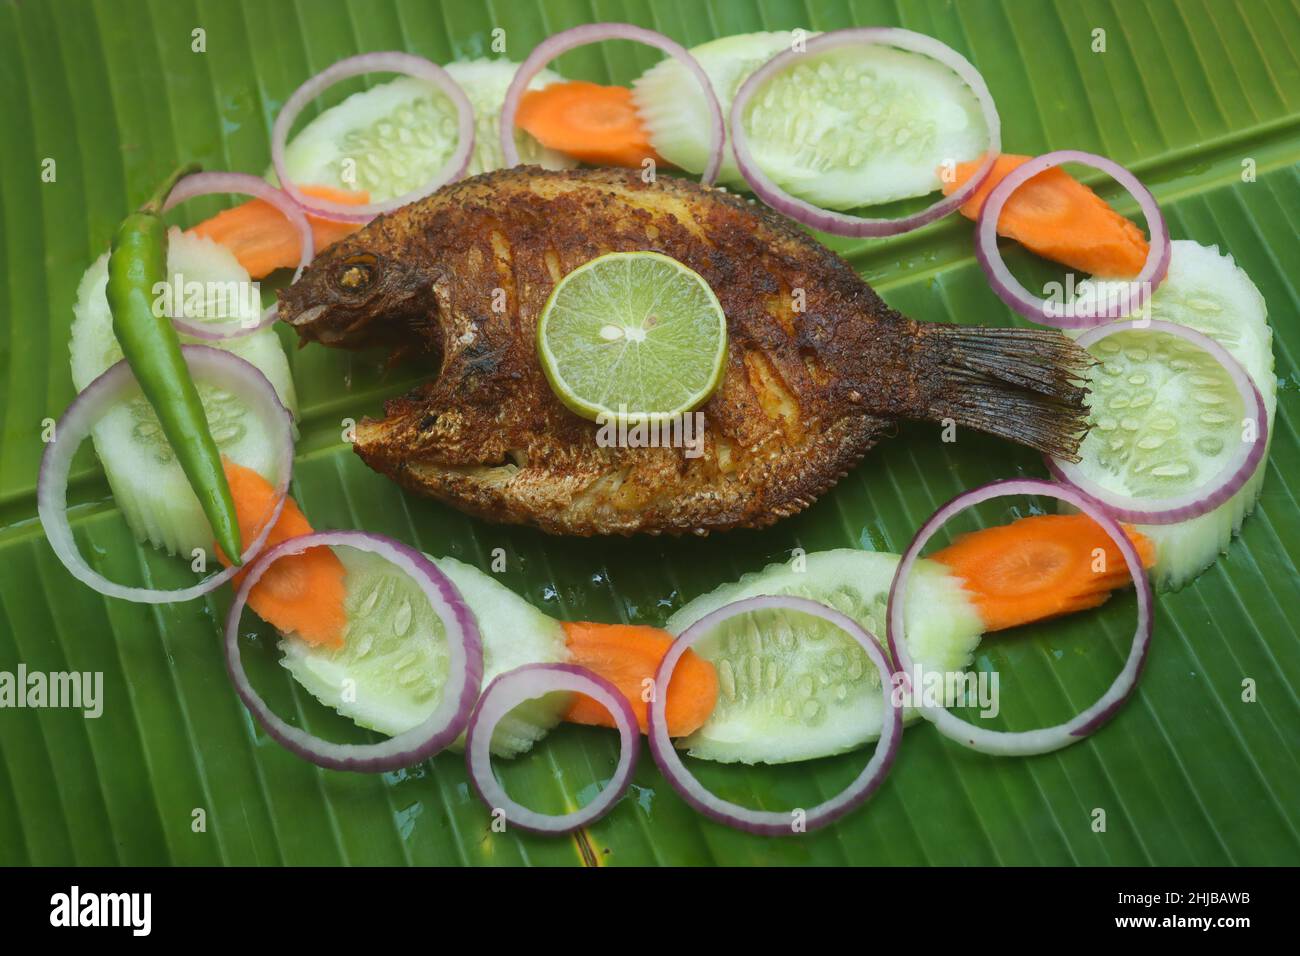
[[1047, 320, 1268, 525], [225, 531, 483, 772], [975, 150, 1170, 327], [729, 27, 1001, 238], [163, 171, 313, 339], [887, 478, 1153, 756], [500, 23, 725, 184], [271, 51, 474, 223], [649, 595, 901, 835], [37, 346, 293, 604], [466, 663, 638, 834]]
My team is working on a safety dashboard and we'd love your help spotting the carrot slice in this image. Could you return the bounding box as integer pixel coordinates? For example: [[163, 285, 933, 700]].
[[930, 513, 1156, 633], [562, 621, 717, 737], [215, 459, 347, 648], [187, 185, 370, 280], [943, 154, 1149, 278], [515, 81, 663, 169]]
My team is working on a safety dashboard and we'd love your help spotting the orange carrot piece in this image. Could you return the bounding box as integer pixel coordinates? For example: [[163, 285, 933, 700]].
[[216, 459, 347, 648], [930, 513, 1155, 633], [188, 185, 370, 280], [562, 621, 717, 737], [515, 81, 663, 169], [943, 154, 1149, 279]]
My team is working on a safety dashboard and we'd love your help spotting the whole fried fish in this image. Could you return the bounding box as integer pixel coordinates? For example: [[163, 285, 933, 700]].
[[280, 167, 1089, 536]]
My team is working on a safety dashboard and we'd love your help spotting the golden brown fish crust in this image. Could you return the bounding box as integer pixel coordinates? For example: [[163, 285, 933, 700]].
[[281, 166, 1089, 536]]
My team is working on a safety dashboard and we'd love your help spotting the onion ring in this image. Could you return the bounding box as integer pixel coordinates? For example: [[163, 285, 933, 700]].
[[466, 663, 638, 834], [162, 171, 313, 339], [975, 150, 1170, 327], [271, 51, 474, 223], [500, 23, 725, 184], [887, 478, 1153, 756], [729, 27, 1001, 237], [37, 346, 294, 604], [224, 531, 483, 772], [1047, 319, 1268, 524], [648, 595, 900, 835]]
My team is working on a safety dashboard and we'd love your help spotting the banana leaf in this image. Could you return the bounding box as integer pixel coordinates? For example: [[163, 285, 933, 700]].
[[1, 0, 1297, 866]]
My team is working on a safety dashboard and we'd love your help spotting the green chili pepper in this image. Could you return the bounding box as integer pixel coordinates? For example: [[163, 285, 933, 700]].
[[107, 163, 244, 566]]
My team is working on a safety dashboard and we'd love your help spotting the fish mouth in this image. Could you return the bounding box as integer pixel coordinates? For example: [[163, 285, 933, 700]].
[[281, 303, 328, 328], [277, 297, 376, 349]]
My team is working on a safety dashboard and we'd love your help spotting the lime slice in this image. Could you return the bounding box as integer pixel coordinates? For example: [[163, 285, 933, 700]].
[[538, 251, 728, 422]]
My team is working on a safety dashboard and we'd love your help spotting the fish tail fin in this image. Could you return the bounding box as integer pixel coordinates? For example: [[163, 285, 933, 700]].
[[920, 325, 1093, 461]]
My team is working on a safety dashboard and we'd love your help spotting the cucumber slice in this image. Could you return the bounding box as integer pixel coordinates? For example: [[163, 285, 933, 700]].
[[1069, 241, 1276, 590], [277, 58, 576, 200], [280, 553, 571, 758], [634, 32, 791, 188], [68, 230, 298, 557], [665, 549, 983, 764], [632, 31, 989, 209]]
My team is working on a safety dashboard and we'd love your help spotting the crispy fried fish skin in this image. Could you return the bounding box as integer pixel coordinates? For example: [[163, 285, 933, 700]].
[[280, 166, 1090, 536]]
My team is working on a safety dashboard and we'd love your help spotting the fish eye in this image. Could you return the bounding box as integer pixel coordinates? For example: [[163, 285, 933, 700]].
[[335, 253, 378, 293]]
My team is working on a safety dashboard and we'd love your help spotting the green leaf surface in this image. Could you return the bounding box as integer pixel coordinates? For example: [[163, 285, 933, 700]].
[[1, 0, 1297, 866]]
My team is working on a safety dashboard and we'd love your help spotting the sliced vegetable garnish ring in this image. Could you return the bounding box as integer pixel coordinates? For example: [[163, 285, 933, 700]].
[[38, 345, 293, 604], [649, 595, 901, 835], [225, 531, 483, 773], [975, 150, 1170, 327], [500, 22, 725, 184], [272, 51, 474, 224], [887, 478, 1153, 756], [162, 171, 313, 339], [466, 663, 638, 834], [729, 27, 1001, 238], [1046, 319, 1268, 525]]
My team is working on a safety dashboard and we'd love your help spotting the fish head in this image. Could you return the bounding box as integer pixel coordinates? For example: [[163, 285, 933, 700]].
[[278, 234, 436, 350]]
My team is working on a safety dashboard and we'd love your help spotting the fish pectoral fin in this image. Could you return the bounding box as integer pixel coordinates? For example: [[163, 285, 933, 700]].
[[353, 396, 531, 477], [353, 394, 450, 466], [351, 415, 414, 472]]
